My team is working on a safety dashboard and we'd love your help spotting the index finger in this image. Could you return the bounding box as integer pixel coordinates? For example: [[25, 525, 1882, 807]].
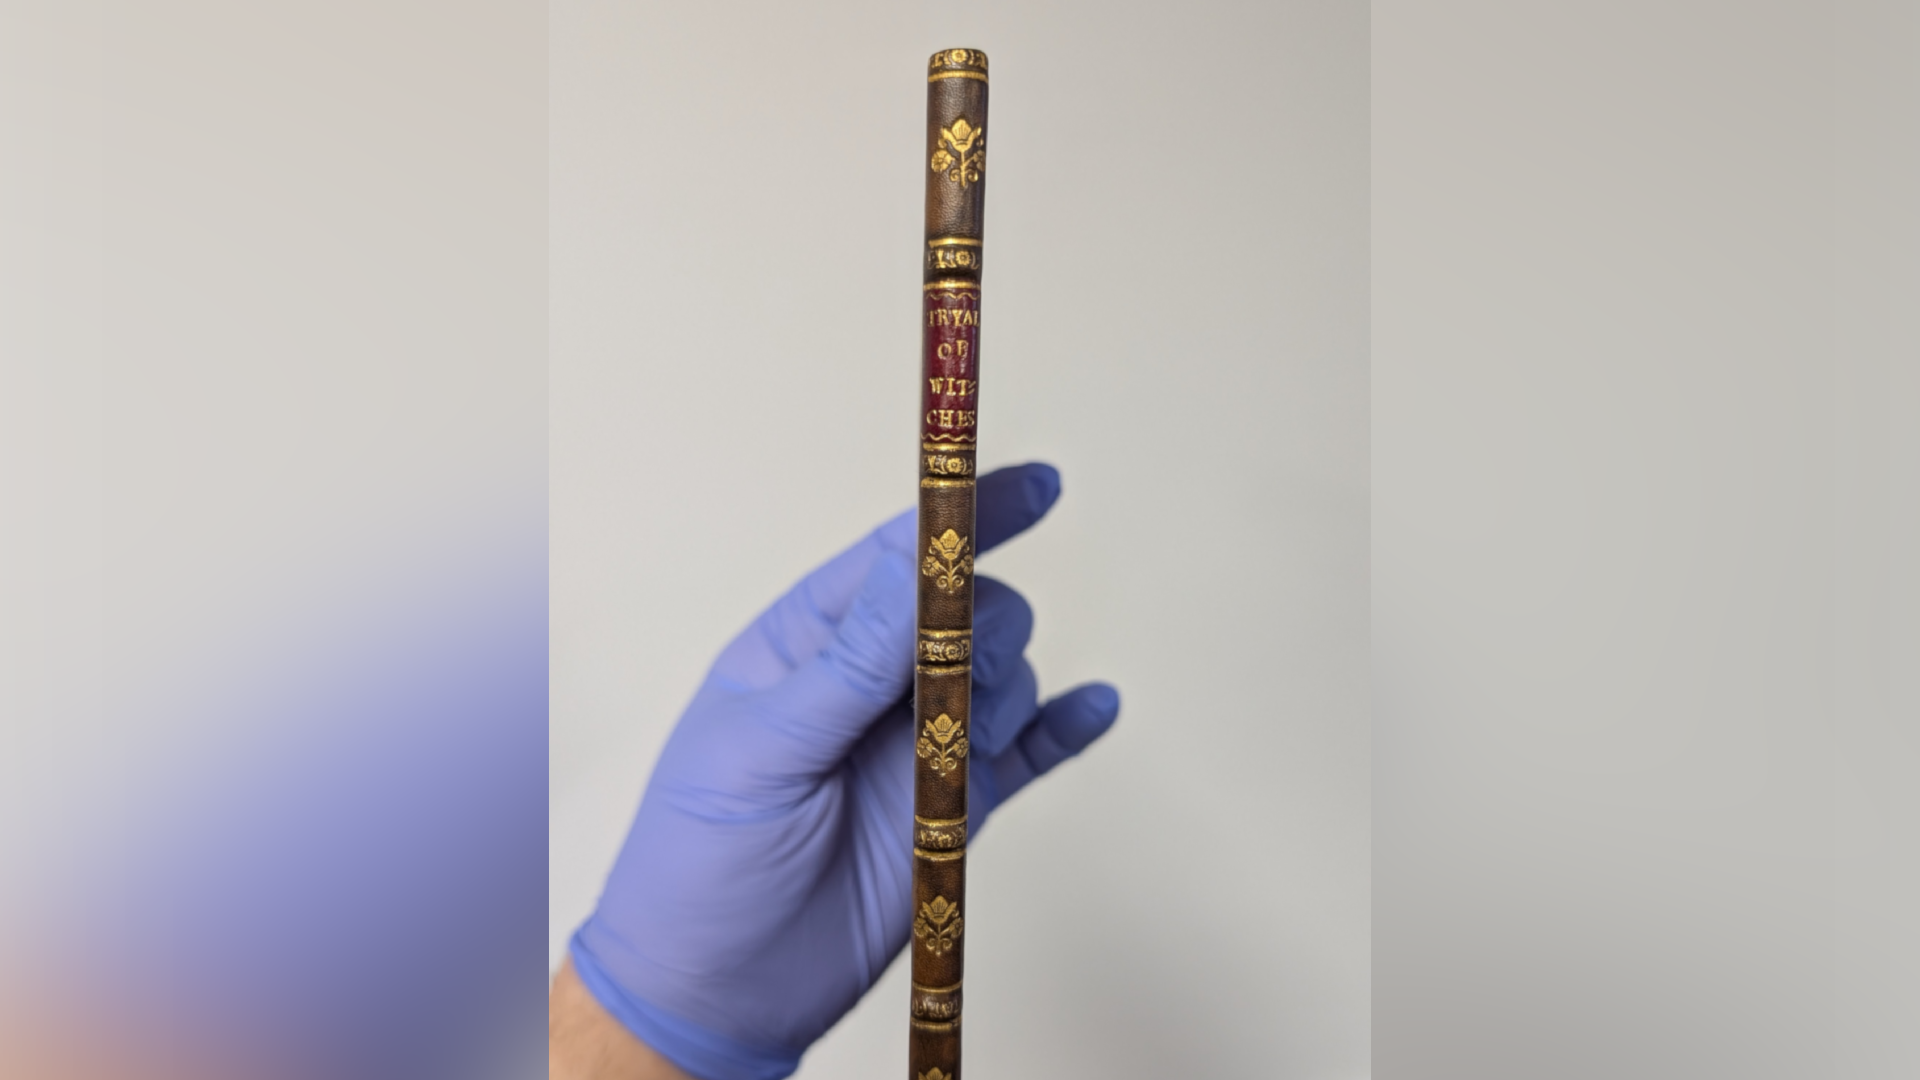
[[711, 462, 1063, 689]]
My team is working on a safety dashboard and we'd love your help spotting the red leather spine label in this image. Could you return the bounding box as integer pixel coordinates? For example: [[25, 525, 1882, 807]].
[[922, 286, 981, 443]]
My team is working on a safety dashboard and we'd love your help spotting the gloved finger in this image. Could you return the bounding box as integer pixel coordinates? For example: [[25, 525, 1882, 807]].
[[712, 463, 1060, 690], [975, 462, 1061, 553], [982, 683, 1120, 809], [872, 460, 1062, 555], [968, 576, 1033, 688], [755, 551, 917, 778], [968, 656, 1039, 760]]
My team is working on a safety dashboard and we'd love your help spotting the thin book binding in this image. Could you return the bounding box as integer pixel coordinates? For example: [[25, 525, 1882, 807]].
[[910, 45, 988, 1080]]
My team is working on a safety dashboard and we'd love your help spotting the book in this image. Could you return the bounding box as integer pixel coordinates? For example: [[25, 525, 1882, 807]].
[[911, 45, 988, 1080]]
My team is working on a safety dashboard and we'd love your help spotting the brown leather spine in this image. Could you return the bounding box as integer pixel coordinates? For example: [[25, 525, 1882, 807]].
[[912, 46, 986, 1080]]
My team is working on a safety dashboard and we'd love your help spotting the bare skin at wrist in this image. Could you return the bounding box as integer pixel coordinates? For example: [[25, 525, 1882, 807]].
[[0, 992, 256, 1080], [549, 959, 694, 1080], [2, 958, 685, 1080]]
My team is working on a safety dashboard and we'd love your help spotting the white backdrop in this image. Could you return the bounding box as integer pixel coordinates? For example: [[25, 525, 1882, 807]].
[[548, 2, 1371, 1077], [1, 2, 548, 1071], [5, 1, 1910, 1076], [1373, 1, 1919, 1077], [1, 0, 545, 932]]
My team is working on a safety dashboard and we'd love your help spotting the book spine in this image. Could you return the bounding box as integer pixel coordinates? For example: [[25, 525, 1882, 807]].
[[911, 46, 987, 1080]]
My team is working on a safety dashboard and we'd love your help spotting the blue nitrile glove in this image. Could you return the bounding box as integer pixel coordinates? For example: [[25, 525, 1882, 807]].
[[570, 462, 1120, 1080]]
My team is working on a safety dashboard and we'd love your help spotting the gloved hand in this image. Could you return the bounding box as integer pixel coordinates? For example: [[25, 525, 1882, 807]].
[[570, 462, 1120, 1080]]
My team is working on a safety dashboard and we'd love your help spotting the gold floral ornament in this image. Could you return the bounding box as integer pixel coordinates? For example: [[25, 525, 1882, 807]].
[[917, 712, 969, 777], [913, 895, 964, 955], [931, 118, 985, 189], [917, 637, 971, 664], [922, 529, 973, 595], [918, 1071, 952, 1080], [923, 452, 973, 476]]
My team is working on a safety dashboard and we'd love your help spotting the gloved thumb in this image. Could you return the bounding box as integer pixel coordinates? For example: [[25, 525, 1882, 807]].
[[757, 549, 916, 778]]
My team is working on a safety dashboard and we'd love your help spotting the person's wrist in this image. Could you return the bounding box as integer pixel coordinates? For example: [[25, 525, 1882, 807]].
[[550, 959, 694, 1080]]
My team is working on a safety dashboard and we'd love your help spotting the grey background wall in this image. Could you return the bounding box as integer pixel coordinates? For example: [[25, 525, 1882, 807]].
[[2, 2, 549, 1070], [547, 2, 1371, 1077], [1, 0, 545, 929], [7, 1, 1910, 1075], [1373, 1, 1919, 1077]]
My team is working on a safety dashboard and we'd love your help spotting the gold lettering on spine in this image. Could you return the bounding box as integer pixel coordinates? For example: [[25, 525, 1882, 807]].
[[923, 410, 977, 430], [925, 309, 980, 328]]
